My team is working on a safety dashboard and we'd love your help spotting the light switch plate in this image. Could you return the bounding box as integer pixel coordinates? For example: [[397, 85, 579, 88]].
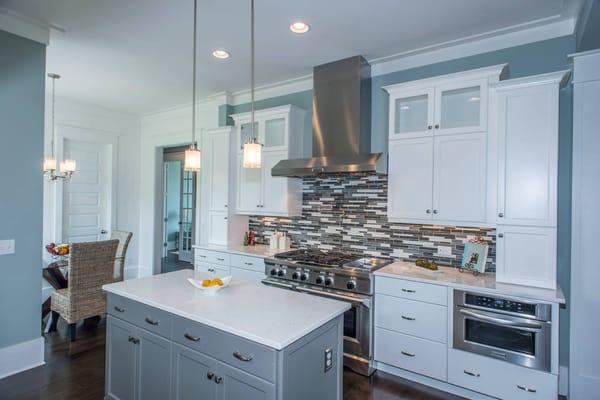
[[0, 240, 15, 255]]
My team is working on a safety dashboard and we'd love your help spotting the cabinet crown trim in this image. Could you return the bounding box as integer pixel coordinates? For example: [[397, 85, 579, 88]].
[[490, 70, 571, 90], [230, 104, 305, 122], [382, 63, 508, 94]]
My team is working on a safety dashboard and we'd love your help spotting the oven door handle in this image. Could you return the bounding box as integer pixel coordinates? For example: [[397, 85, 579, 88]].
[[295, 286, 371, 308], [261, 279, 296, 290], [459, 309, 542, 331]]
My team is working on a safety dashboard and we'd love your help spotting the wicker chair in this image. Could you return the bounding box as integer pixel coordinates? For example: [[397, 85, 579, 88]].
[[110, 230, 133, 282], [50, 239, 119, 341]]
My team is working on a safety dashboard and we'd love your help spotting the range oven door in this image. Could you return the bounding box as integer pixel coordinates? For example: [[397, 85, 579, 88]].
[[453, 306, 551, 372]]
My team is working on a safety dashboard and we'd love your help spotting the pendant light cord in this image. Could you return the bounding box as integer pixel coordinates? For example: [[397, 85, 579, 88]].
[[51, 75, 56, 159], [191, 0, 197, 149], [250, 0, 255, 141]]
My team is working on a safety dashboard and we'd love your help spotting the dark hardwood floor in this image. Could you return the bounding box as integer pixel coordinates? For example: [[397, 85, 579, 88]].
[[0, 318, 463, 400]]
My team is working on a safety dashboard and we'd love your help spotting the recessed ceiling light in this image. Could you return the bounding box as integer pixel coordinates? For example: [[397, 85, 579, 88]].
[[212, 49, 231, 59], [289, 21, 310, 34]]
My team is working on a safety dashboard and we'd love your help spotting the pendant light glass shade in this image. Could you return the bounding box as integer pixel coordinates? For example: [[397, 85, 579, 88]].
[[43, 158, 57, 173], [242, 138, 262, 169], [184, 145, 202, 171], [60, 159, 77, 174]]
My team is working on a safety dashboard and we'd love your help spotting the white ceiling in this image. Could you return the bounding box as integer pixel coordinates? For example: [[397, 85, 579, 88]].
[[1, 0, 585, 115]]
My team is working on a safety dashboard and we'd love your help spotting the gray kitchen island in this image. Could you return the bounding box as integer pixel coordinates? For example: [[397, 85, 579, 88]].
[[102, 269, 349, 400]]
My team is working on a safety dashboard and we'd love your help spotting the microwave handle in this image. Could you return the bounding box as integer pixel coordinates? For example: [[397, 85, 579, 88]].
[[295, 286, 371, 308], [459, 309, 542, 331]]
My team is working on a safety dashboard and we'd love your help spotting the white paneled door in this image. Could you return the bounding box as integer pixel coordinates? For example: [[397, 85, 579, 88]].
[[62, 139, 112, 243]]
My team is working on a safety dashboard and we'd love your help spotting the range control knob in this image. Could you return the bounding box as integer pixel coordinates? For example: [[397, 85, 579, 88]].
[[315, 275, 325, 285], [270, 268, 278, 276], [291, 271, 300, 280], [277, 269, 285, 277], [300, 272, 309, 281], [346, 280, 357, 290], [324, 277, 334, 286]]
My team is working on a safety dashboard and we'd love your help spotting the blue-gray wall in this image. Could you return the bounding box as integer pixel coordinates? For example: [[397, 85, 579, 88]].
[[223, 35, 575, 366], [0, 30, 46, 349], [578, 0, 600, 51]]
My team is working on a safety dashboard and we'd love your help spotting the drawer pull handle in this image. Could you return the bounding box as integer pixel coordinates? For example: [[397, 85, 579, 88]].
[[401, 315, 415, 321], [114, 306, 125, 313], [144, 317, 159, 326], [207, 371, 214, 380], [244, 262, 254, 265], [217, 258, 225, 261], [233, 351, 253, 362], [401, 288, 416, 293], [400, 351, 415, 357], [517, 385, 536, 393], [184, 333, 201, 342], [214, 376, 223, 384], [128, 336, 139, 345], [463, 370, 480, 378], [198, 255, 207, 258]]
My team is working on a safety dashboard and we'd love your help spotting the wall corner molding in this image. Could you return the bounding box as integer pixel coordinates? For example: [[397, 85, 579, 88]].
[[0, 8, 51, 45], [0, 337, 45, 379]]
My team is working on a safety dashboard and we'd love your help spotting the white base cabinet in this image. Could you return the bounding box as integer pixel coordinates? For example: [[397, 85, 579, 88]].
[[194, 248, 266, 283]]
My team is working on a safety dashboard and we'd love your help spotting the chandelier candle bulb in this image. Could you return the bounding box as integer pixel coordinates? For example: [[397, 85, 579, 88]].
[[43, 158, 57, 172], [60, 159, 76, 173]]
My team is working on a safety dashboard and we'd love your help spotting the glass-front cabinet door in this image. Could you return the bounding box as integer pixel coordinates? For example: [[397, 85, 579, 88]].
[[263, 116, 287, 150], [434, 79, 487, 135], [390, 88, 434, 139]]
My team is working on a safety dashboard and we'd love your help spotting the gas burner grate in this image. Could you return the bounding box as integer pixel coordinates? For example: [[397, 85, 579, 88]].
[[274, 249, 359, 268]]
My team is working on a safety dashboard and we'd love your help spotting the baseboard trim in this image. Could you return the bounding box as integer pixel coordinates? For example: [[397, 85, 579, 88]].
[[559, 365, 568, 396], [375, 362, 496, 400], [0, 337, 45, 379]]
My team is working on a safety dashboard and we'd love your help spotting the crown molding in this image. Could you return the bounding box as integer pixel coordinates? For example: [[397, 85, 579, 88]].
[[228, 74, 313, 106], [0, 7, 55, 45]]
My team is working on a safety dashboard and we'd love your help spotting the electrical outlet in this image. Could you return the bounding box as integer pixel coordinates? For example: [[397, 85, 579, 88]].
[[437, 246, 452, 256], [0, 240, 15, 255], [324, 348, 333, 372]]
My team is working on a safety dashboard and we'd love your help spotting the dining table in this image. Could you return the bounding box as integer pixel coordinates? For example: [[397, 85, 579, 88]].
[[42, 259, 68, 332]]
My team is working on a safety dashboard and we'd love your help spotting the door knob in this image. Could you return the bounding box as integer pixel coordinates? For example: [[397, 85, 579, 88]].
[[100, 229, 108, 234]]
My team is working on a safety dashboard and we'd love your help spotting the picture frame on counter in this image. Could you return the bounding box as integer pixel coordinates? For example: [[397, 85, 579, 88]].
[[460, 241, 488, 275]]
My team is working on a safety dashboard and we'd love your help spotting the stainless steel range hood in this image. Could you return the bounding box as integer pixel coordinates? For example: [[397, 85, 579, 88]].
[[272, 56, 384, 177]]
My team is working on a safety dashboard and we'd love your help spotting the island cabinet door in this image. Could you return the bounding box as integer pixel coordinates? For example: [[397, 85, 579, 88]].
[[136, 328, 173, 400], [106, 316, 138, 400], [172, 344, 218, 400], [216, 362, 275, 400]]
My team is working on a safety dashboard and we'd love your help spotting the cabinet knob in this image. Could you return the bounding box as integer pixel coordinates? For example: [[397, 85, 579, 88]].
[[435, 124, 440, 129], [433, 209, 438, 214], [207, 371, 214, 380], [498, 212, 504, 218], [427, 125, 432, 130], [426, 209, 431, 214], [224, 217, 228, 220], [224, 204, 228, 208], [498, 233, 504, 238], [214, 376, 223, 384]]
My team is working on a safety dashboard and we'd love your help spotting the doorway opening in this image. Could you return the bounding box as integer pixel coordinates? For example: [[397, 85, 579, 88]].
[[161, 146, 195, 273]]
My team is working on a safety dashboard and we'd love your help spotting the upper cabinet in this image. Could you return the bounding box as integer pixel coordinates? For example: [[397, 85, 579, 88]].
[[384, 65, 507, 226], [231, 105, 305, 217]]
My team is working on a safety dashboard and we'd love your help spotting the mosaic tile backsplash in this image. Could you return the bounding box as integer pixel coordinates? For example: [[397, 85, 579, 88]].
[[249, 172, 497, 271]]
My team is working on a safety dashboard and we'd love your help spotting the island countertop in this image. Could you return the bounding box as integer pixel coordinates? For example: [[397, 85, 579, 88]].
[[102, 269, 350, 350]]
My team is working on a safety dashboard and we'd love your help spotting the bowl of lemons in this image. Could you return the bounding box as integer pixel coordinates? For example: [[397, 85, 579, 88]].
[[187, 276, 232, 295]]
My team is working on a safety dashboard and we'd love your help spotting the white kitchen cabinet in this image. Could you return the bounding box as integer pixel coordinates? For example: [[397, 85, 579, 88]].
[[389, 88, 435, 139], [231, 105, 304, 217], [494, 74, 565, 228], [387, 137, 434, 221], [199, 127, 248, 247], [496, 225, 557, 289], [434, 79, 488, 135], [194, 248, 266, 283], [432, 133, 487, 224]]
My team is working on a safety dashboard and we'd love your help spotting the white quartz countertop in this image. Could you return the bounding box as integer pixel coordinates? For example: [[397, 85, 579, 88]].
[[103, 270, 349, 350], [192, 244, 284, 258], [375, 261, 565, 304]]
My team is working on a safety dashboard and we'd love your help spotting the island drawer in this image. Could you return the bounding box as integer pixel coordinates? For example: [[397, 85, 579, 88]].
[[172, 316, 277, 382], [230, 254, 264, 272], [107, 294, 173, 338], [375, 327, 447, 381], [375, 294, 447, 343], [195, 249, 230, 266], [375, 276, 447, 306]]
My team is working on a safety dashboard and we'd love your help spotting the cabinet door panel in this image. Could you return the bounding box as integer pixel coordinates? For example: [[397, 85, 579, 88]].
[[217, 362, 275, 400], [106, 316, 137, 400], [172, 345, 218, 400], [261, 151, 288, 215], [497, 84, 558, 227], [208, 133, 230, 212], [496, 226, 557, 289], [433, 133, 487, 223], [236, 154, 261, 213], [263, 116, 287, 149], [137, 328, 172, 400], [387, 138, 433, 221], [434, 79, 487, 135], [208, 212, 228, 246], [390, 88, 434, 138]]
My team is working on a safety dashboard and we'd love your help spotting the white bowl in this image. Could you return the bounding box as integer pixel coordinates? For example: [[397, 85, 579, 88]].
[[187, 276, 232, 295]]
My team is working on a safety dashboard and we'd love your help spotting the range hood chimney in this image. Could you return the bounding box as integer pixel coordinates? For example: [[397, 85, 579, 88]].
[[272, 56, 384, 177]]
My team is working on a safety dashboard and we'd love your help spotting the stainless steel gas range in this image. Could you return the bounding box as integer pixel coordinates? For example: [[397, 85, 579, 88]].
[[262, 249, 392, 376]]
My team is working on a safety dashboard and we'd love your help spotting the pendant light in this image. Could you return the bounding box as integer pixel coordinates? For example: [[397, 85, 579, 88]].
[[242, 0, 263, 169], [44, 73, 76, 180], [184, 0, 202, 171]]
